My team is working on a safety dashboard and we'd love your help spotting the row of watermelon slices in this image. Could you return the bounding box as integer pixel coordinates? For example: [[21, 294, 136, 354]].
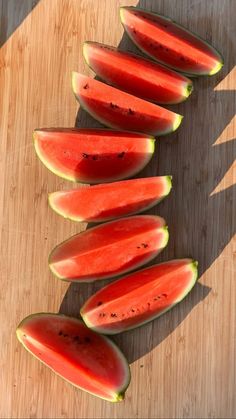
[[17, 7, 223, 403]]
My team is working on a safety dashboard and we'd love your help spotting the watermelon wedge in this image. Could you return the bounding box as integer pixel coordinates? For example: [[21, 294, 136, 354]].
[[34, 128, 155, 183], [120, 7, 223, 76], [16, 313, 130, 402], [49, 176, 172, 223], [72, 72, 183, 136], [81, 259, 198, 334], [83, 41, 193, 104], [49, 215, 169, 282]]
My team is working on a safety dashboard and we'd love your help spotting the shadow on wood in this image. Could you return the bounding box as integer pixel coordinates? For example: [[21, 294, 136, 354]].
[[0, 0, 40, 48], [59, 0, 235, 363]]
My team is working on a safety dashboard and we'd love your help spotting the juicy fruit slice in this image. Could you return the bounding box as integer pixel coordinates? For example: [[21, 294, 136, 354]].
[[83, 41, 193, 104], [49, 176, 172, 223], [49, 215, 169, 282], [72, 72, 183, 136], [120, 7, 223, 76], [16, 313, 130, 402], [34, 128, 155, 183], [81, 259, 198, 334]]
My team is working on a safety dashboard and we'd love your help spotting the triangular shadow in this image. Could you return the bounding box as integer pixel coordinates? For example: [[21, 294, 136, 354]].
[[0, 0, 40, 48]]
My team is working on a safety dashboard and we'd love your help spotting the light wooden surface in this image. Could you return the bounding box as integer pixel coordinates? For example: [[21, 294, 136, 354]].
[[0, 0, 235, 418]]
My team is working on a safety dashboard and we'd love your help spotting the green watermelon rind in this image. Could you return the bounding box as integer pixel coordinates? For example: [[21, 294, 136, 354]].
[[72, 72, 183, 136], [83, 41, 193, 105], [81, 259, 198, 335], [120, 7, 224, 77], [48, 215, 169, 282], [48, 175, 172, 223], [34, 129, 155, 184], [16, 313, 131, 402]]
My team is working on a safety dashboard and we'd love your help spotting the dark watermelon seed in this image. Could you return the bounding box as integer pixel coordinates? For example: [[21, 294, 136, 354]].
[[158, 22, 168, 28], [83, 84, 89, 89], [111, 313, 117, 317], [118, 151, 125, 158], [84, 337, 91, 343], [162, 293, 168, 298], [92, 155, 98, 161], [128, 108, 135, 115], [58, 331, 63, 336], [131, 309, 135, 312], [102, 313, 106, 317], [137, 246, 141, 249], [110, 102, 119, 109], [97, 301, 103, 306]]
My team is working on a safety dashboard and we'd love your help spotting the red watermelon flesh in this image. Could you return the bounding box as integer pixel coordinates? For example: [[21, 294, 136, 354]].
[[49, 215, 169, 282], [83, 41, 193, 104], [16, 313, 130, 402], [49, 176, 172, 223], [72, 72, 183, 136], [34, 128, 155, 183], [120, 7, 223, 76], [81, 259, 198, 334]]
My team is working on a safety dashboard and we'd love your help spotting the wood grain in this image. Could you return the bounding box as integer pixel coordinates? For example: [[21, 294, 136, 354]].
[[0, 0, 235, 417]]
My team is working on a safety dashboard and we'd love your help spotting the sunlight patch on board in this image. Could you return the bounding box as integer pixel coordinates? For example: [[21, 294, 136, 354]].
[[210, 162, 235, 196], [214, 116, 236, 145], [214, 66, 236, 91]]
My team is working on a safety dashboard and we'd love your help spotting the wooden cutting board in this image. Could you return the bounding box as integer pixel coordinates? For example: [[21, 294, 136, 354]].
[[0, 0, 235, 417]]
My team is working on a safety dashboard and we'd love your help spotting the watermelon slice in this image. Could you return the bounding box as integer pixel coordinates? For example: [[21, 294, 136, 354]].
[[16, 313, 130, 402], [72, 72, 183, 136], [49, 215, 169, 282], [34, 128, 155, 183], [81, 259, 198, 334], [120, 7, 223, 76], [49, 176, 172, 223], [83, 41, 193, 104]]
